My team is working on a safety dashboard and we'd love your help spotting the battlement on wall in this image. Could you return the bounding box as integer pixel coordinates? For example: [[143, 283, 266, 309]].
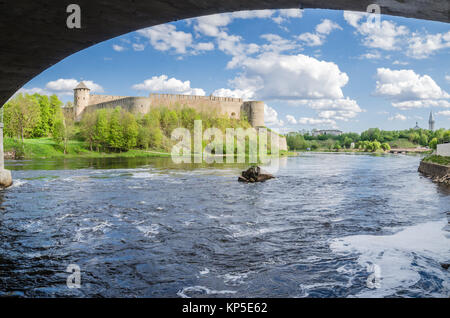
[[149, 93, 243, 103]]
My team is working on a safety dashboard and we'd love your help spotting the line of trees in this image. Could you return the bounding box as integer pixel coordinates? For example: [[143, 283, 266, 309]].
[[78, 106, 253, 152], [3, 93, 71, 153], [3, 93, 65, 140], [287, 127, 450, 151]]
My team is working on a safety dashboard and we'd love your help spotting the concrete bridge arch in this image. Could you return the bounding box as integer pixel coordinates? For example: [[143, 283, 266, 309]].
[[0, 0, 449, 106]]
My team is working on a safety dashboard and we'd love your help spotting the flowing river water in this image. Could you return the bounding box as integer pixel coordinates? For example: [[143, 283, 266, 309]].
[[0, 153, 449, 297]]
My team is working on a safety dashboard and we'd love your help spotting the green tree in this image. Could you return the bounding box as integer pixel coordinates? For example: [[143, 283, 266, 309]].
[[108, 107, 124, 151], [122, 112, 139, 150], [419, 134, 428, 146], [80, 111, 97, 151], [429, 137, 438, 150], [381, 142, 391, 151], [32, 94, 51, 137], [333, 141, 341, 151], [94, 109, 110, 151], [161, 108, 179, 135], [4, 93, 41, 145], [343, 136, 353, 149], [52, 107, 74, 154]]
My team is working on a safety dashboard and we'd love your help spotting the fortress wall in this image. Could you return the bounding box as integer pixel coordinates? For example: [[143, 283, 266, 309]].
[[62, 106, 74, 120], [86, 97, 152, 114], [89, 94, 131, 105], [149, 94, 243, 119]]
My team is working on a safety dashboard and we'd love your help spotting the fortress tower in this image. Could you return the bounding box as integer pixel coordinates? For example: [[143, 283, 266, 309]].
[[73, 82, 90, 120], [428, 111, 435, 131], [242, 101, 265, 128]]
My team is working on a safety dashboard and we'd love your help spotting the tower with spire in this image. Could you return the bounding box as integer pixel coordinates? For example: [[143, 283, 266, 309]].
[[428, 111, 435, 131]]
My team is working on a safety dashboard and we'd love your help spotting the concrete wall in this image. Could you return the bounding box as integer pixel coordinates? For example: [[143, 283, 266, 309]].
[[437, 143, 450, 157], [2, 1, 449, 107]]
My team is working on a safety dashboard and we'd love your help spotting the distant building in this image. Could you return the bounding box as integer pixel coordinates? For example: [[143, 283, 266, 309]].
[[312, 129, 343, 137], [429, 111, 435, 131]]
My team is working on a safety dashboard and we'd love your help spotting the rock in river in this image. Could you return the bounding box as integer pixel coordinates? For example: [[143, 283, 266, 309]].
[[238, 166, 274, 183]]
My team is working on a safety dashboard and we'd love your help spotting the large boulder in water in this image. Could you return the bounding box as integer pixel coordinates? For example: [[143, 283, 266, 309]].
[[238, 166, 274, 183]]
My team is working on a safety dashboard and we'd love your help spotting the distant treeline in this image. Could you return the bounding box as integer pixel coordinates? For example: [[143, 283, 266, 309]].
[[286, 128, 450, 151]]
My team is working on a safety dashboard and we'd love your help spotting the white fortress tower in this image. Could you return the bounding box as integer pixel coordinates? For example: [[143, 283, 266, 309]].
[[73, 81, 90, 120]]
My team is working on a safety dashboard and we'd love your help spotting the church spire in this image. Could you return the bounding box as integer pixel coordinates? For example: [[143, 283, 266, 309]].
[[428, 111, 435, 131]]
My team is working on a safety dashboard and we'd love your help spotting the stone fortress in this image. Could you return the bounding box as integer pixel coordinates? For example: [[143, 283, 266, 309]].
[[70, 82, 287, 150]]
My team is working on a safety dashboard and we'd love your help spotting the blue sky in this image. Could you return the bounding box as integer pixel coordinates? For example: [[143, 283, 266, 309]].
[[19, 9, 450, 133]]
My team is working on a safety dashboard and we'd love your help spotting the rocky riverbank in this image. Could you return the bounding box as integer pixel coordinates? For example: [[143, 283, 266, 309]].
[[418, 160, 450, 186]]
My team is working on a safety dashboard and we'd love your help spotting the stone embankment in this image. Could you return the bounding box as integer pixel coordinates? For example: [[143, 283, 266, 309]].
[[418, 160, 450, 185]]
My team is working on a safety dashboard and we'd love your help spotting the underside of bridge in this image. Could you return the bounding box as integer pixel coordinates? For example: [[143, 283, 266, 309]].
[[0, 0, 449, 107]]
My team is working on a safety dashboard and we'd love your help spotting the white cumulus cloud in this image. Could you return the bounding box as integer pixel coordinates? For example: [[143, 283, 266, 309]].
[[407, 31, 450, 59], [375, 68, 449, 100], [16, 79, 103, 98], [45, 79, 103, 94], [286, 115, 297, 124], [264, 104, 284, 126], [132, 75, 205, 96], [316, 19, 342, 35], [112, 44, 126, 52], [388, 113, 407, 121], [297, 117, 337, 127], [436, 110, 450, 116], [343, 11, 409, 51], [297, 19, 342, 47], [132, 43, 145, 51], [212, 88, 254, 100], [227, 53, 350, 100], [138, 24, 193, 54], [375, 68, 450, 109]]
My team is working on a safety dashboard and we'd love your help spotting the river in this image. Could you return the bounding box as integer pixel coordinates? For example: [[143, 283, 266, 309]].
[[0, 153, 449, 297]]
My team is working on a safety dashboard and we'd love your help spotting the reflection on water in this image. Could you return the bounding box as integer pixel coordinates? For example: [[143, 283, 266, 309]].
[[0, 153, 449, 297]]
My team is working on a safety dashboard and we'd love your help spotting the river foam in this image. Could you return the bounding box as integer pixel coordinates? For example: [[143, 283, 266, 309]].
[[177, 285, 237, 298], [330, 219, 450, 297]]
